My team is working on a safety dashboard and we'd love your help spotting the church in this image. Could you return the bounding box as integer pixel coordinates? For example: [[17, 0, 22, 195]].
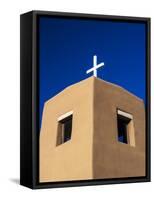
[[39, 56, 145, 182]]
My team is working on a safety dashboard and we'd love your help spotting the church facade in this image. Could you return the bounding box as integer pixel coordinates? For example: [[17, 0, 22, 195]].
[[39, 77, 145, 182]]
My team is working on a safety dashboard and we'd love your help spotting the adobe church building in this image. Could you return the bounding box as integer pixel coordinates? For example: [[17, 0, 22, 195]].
[[39, 76, 145, 182]]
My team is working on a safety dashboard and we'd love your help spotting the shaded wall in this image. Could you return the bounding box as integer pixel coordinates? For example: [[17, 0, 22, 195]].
[[93, 78, 145, 178]]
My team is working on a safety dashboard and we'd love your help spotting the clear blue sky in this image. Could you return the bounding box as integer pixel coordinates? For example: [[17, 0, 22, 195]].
[[39, 16, 146, 127]]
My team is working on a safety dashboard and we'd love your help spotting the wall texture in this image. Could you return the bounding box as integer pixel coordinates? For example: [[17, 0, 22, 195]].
[[40, 77, 145, 182], [93, 78, 145, 179], [40, 77, 94, 182]]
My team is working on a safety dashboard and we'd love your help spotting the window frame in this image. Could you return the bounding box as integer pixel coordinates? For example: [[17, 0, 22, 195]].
[[117, 109, 135, 147], [56, 111, 73, 146]]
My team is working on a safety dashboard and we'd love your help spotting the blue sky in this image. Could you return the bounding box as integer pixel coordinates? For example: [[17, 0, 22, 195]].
[[39, 16, 146, 127]]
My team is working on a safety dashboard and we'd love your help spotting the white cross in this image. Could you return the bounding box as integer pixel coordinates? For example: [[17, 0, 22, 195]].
[[86, 55, 104, 77]]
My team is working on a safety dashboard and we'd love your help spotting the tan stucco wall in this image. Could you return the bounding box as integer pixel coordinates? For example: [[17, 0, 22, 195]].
[[40, 78, 94, 182], [39, 77, 145, 182], [93, 78, 145, 178]]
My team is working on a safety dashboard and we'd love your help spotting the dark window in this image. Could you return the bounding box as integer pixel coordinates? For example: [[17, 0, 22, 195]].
[[57, 115, 73, 145], [117, 114, 130, 144]]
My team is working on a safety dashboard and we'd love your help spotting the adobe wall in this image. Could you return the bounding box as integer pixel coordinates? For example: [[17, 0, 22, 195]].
[[93, 78, 145, 178], [39, 78, 94, 182], [40, 77, 146, 182]]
